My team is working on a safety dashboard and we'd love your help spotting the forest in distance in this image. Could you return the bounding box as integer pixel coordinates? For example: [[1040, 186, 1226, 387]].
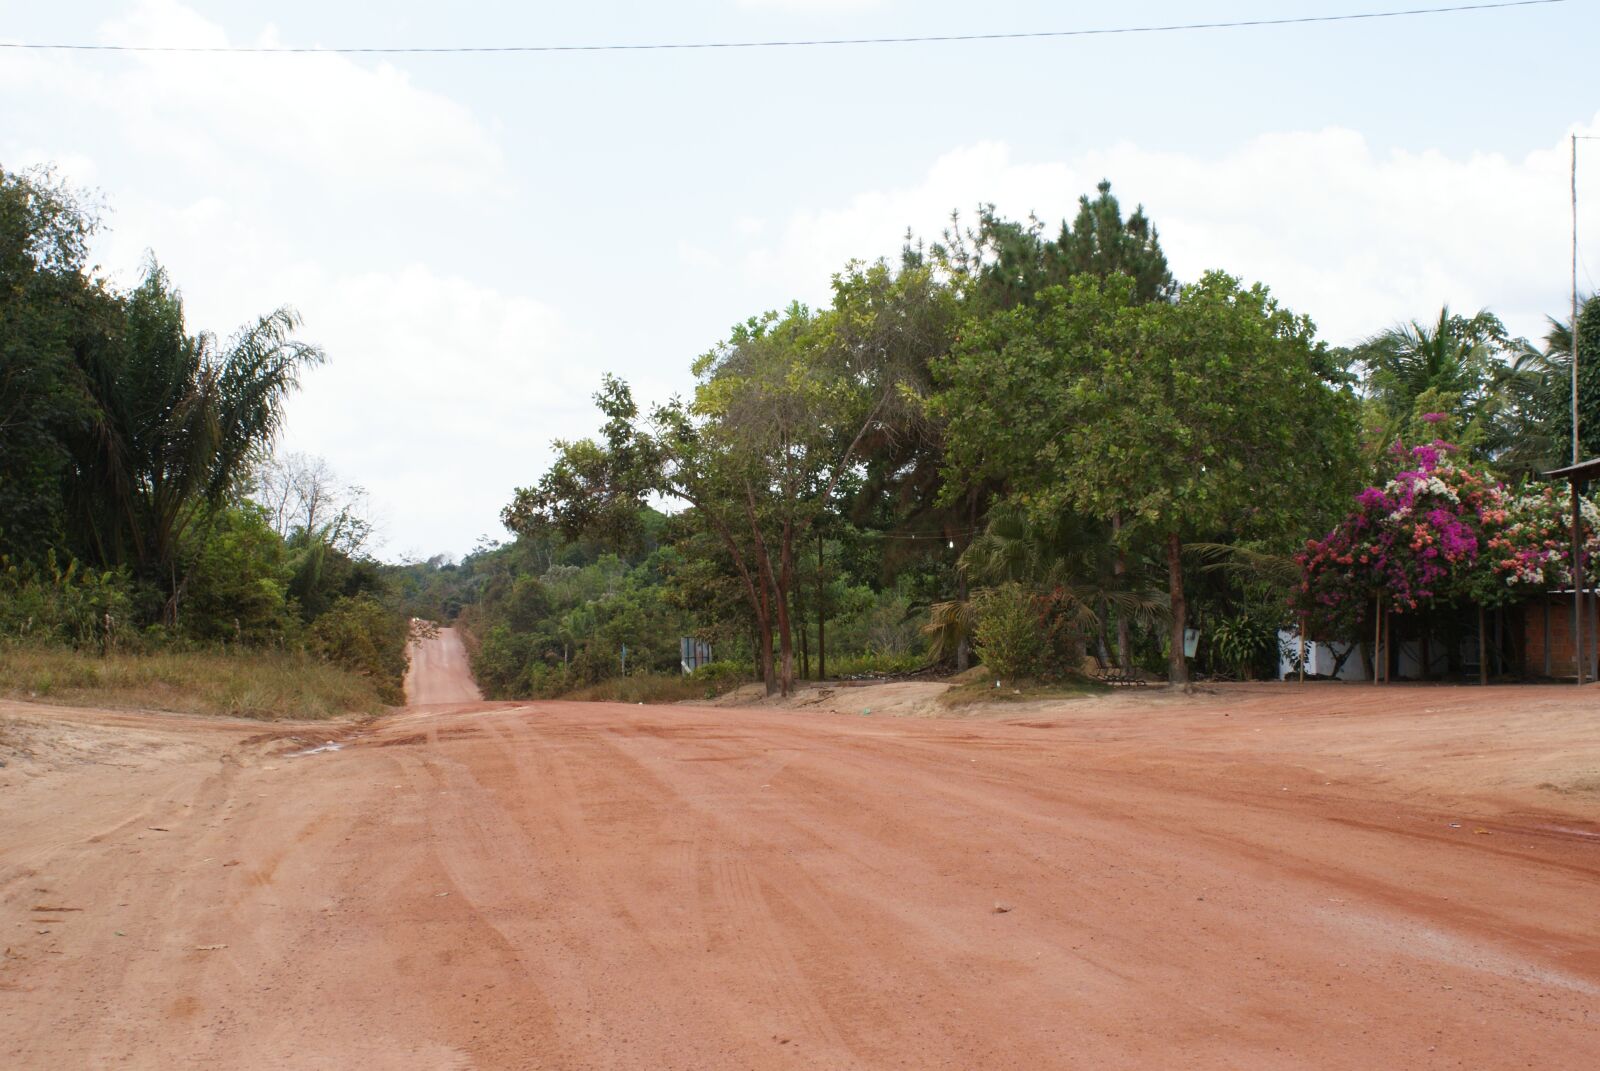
[[4, 161, 1599, 707]]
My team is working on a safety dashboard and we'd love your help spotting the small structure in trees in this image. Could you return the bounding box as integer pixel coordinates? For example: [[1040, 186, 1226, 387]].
[[1293, 440, 1600, 683], [1540, 456, 1600, 681]]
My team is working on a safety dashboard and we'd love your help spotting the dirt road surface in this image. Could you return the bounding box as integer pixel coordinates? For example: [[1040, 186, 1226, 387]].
[[406, 626, 484, 705], [3, 634, 1598, 1069]]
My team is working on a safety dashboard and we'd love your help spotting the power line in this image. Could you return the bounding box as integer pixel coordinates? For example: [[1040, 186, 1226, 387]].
[[0, 1, 1566, 56]]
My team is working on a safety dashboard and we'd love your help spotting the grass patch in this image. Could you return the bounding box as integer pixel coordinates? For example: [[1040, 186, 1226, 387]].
[[0, 644, 392, 720], [561, 673, 736, 704], [1538, 774, 1600, 797], [940, 675, 1108, 707], [826, 651, 928, 678]]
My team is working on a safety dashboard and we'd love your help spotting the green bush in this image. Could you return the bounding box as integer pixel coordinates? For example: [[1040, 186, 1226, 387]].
[[471, 623, 535, 697], [972, 583, 1048, 680], [1207, 612, 1277, 680], [825, 650, 926, 678], [690, 660, 751, 686], [308, 594, 408, 704], [180, 505, 295, 645], [0, 552, 134, 649], [563, 673, 730, 704]]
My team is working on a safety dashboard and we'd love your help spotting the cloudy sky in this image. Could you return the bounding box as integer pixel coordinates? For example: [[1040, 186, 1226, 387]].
[[4, 0, 1597, 558]]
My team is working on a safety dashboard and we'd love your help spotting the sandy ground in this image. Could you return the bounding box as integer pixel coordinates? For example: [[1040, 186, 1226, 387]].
[[2, 633, 1598, 1069]]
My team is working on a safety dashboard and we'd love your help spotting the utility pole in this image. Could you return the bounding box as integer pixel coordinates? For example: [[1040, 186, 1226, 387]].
[[1575, 133, 1584, 685]]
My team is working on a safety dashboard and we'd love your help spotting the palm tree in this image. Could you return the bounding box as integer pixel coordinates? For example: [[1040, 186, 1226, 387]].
[[1483, 329, 1571, 476], [924, 503, 1166, 672], [1357, 306, 1514, 452], [67, 261, 323, 623]]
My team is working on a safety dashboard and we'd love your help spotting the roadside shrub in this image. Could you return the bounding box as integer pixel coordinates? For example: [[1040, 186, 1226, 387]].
[[690, 660, 750, 686], [0, 553, 134, 649], [1208, 612, 1277, 680], [826, 651, 926, 678], [972, 583, 1047, 680], [308, 594, 408, 704], [563, 673, 726, 704], [472, 624, 534, 697]]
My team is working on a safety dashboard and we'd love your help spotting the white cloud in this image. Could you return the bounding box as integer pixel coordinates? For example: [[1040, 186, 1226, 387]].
[[745, 119, 1600, 345], [275, 264, 596, 558], [736, 0, 885, 10], [0, 1, 529, 556], [1, 0, 505, 199]]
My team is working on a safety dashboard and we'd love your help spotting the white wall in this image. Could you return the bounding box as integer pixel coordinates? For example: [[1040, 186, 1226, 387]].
[[1277, 629, 1370, 681]]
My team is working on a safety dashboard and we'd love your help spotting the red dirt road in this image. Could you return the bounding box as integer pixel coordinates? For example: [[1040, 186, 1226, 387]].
[[405, 625, 483, 705], [3, 635, 1599, 1069]]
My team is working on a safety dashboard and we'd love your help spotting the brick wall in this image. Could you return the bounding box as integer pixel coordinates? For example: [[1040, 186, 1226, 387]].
[[1523, 595, 1600, 678]]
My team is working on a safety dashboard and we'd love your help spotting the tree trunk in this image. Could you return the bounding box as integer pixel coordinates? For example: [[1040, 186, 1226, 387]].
[[1371, 595, 1381, 685], [817, 529, 826, 681], [755, 615, 775, 694], [1164, 532, 1189, 689], [740, 486, 783, 696], [774, 521, 796, 695], [1113, 513, 1132, 673], [796, 588, 809, 680], [954, 567, 971, 673]]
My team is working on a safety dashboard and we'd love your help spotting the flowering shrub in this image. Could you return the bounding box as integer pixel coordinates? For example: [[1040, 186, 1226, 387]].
[[1293, 440, 1599, 638], [1486, 486, 1600, 589]]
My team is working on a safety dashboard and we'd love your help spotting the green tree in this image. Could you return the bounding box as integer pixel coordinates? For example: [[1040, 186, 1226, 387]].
[[1354, 306, 1519, 456], [933, 180, 1175, 313], [940, 272, 1358, 687], [0, 166, 120, 561], [507, 265, 930, 696], [66, 261, 324, 623], [1544, 295, 1600, 465]]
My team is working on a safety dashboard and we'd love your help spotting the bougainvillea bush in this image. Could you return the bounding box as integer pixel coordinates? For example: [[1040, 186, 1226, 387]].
[[1293, 440, 1598, 641], [1487, 486, 1600, 589]]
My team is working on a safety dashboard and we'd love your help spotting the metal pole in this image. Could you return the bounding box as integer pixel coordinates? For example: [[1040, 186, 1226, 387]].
[[1574, 132, 1581, 468], [1574, 135, 1585, 684]]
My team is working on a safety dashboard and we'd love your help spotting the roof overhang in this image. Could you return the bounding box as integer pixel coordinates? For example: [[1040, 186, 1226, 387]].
[[1544, 458, 1600, 483]]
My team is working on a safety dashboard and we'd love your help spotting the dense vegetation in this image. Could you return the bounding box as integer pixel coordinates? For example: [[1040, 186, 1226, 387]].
[[8, 161, 1594, 704], [484, 182, 1598, 693], [0, 165, 410, 707]]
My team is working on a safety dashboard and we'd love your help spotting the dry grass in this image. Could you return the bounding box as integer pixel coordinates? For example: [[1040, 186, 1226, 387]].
[[939, 675, 1107, 707], [562, 674, 731, 704], [1539, 774, 1600, 797], [0, 645, 392, 720]]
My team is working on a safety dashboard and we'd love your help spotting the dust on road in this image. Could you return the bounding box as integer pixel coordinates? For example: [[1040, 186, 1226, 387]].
[[2, 630, 1598, 1069]]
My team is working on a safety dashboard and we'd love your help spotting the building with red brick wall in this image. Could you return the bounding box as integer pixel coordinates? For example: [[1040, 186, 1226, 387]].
[[1521, 593, 1600, 680]]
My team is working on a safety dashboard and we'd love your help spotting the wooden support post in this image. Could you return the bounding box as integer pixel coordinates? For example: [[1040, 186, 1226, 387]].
[[1478, 604, 1488, 686], [1298, 614, 1306, 684], [1544, 598, 1552, 677], [1573, 479, 1585, 686], [1373, 595, 1382, 686]]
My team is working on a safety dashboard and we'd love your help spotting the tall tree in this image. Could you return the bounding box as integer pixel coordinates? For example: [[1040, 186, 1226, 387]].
[[1355, 306, 1518, 456], [932, 179, 1175, 313], [1542, 295, 1600, 464], [938, 272, 1358, 687], [0, 166, 118, 561], [66, 261, 324, 622]]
